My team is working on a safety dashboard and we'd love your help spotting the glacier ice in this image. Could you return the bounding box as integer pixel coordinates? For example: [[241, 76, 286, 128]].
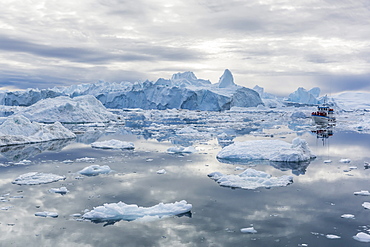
[[217, 137, 315, 162], [82, 200, 192, 222]]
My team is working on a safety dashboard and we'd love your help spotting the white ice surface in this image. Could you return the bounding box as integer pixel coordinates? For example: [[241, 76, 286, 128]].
[[354, 190, 370, 196], [217, 137, 314, 162], [17, 95, 118, 123], [0, 115, 76, 146], [341, 214, 355, 219], [82, 200, 192, 222], [240, 227, 257, 233], [208, 168, 293, 190], [78, 165, 112, 176], [35, 211, 58, 218], [326, 234, 341, 239], [91, 139, 134, 149], [12, 172, 66, 185], [49, 187, 69, 194], [167, 146, 197, 154], [353, 232, 370, 242]]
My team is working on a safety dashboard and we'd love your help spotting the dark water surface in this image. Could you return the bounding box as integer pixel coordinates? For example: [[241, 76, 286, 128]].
[[1, 127, 370, 246]]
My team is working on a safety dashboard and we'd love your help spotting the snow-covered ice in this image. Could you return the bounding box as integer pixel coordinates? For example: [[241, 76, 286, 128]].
[[353, 232, 370, 242], [82, 200, 192, 222], [35, 211, 58, 218], [17, 95, 118, 123], [208, 168, 293, 190], [91, 139, 135, 149], [156, 169, 166, 174], [339, 158, 351, 163], [362, 202, 370, 209], [78, 165, 112, 176], [326, 234, 341, 239], [240, 227, 257, 234], [217, 137, 314, 162], [12, 172, 66, 185], [167, 146, 197, 154], [0, 115, 76, 146], [340, 214, 355, 219], [354, 190, 370, 196]]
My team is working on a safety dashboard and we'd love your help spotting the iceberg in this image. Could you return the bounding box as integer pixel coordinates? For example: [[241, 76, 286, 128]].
[[354, 232, 370, 242], [12, 172, 66, 185], [240, 227, 257, 233], [0, 88, 64, 106], [0, 115, 76, 147], [16, 95, 118, 123], [91, 139, 135, 149], [82, 200, 192, 222], [217, 137, 314, 162], [208, 168, 293, 189], [35, 211, 58, 218], [78, 165, 112, 176], [287, 87, 321, 105], [167, 146, 197, 154]]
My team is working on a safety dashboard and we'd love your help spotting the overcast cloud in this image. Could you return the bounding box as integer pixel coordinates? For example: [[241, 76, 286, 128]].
[[0, 0, 369, 95]]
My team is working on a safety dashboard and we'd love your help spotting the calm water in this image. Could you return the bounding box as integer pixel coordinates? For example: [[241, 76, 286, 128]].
[[1, 118, 370, 246]]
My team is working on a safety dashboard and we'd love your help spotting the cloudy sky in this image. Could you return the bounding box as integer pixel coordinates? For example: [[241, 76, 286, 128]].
[[1, 0, 369, 96]]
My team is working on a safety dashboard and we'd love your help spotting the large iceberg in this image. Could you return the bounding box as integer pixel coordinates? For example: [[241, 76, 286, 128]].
[[82, 200, 192, 222], [0, 115, 76, 146], [16, 95, 118, 123], [208, 168, 293, 189], [0, 88, 64, 106], [287, 87, 321, 105], [217, 137, 315, 162]]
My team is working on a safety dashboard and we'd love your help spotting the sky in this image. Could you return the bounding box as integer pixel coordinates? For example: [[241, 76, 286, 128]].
[[0, 0, 370, 96]]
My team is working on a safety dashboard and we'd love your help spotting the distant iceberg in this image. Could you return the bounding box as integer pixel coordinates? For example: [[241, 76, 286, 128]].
[[217, 137, 315, 162], [82, 200, 192, 222], [0, 115, 76, 146], [208, 168, 293, 189], [287, 87, 322, 105]]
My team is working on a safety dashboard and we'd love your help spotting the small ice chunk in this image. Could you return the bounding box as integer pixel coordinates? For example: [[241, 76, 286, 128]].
[[12, 172, 66, 185], [78, 165, 112, 176], [323, 160, 332, 163], [353, 232, 370, 242], [167, 146, 197, 154], [240, 227, 257, 234], [362, 202, 370, 209], [63, 160, 74, 164], [156, 169, 166, 174], [208, 168, 293, 190], [49, 187, 69, 194], [91, 139, 134, 149], [75, 157, 96, 163], [339, 158, 351, 163], [326, 234, 341, 239], [354, 190, 370, 196], [341, 214, 355, 219], [35, 211, 58, 218]]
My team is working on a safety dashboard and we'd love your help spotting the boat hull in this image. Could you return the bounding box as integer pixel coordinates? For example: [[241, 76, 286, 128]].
[[312, 115, 329, 124]]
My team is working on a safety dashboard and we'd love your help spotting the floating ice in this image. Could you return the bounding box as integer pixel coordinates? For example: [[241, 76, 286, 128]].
[[0, 115, 76, 146], [35, 211, 58, 218], [362, 202, 370, 209], [208, 168, 293, 190], [156, 169, 166, 174], [217, 137, 314, 162], [82, 200, 192, 222], [326, 234, 341, 239], [354, 190, 370, 196], [341, 214, 355, 219], [75, 157, 96, 163], [17, 95, 118, 123], [353, 232, 370, 242], [240, 227, 257, 234], [323, 160, 332, 163], [12, 172, 66, 185], [167, 146, 197, 154], [339, 158, 351, 163], [49, 187, 69, 194], [91, 139, 134, 149], [78, 165, 112, 176]]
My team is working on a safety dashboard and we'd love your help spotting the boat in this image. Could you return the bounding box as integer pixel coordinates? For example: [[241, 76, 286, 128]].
[[311, 105, 336, 125]]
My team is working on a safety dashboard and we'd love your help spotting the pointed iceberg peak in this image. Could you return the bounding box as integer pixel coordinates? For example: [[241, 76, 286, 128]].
[[218, 69, 236, 88]]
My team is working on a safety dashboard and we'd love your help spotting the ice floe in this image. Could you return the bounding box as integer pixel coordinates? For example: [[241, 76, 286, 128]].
[[0, 115, 76, 146], [353, 232, 370, 242], [217, 137, 314, 162], [340, 214, 355, 219], [208, 168, 293, 190], [362, 202, 370, 209], [49, 187, 69, 194], [78, 165, 112, 176], [339, 158, 351, 163], [354, 190, 370, 196], [167, 146, 197, 154], [156, 169, 166, 174], [17, 95, 118, 123], [82, 200, 192, 222], [325, 234, 341, 239], [35, 211, 58, 218], [91, 139, 135, 149], [12, 172, 66, 185], [240, 227, 257, 234]]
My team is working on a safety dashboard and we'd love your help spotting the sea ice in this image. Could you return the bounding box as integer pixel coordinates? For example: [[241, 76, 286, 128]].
[[91, 139, 135, 149], [82, 200, 192, 222], [12, 172, 66, 185], [208, 168, 293, 190], [240, 227, 257, 233], [156, 169, 166, 174], [339, 158, 351, 163], [49, 187, 69, 194], [217, 137, 314, 162], [0, 115, 76, 146], [326, 234, 341, 239], [17, 95, 118, 123], [341, 214, 355, 219], [167, 146, 197, 154], [354, 190, 370, 196], [78, 165, 112, 176], [353, 232, 370, 242], [35, 211, 58, 218]]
